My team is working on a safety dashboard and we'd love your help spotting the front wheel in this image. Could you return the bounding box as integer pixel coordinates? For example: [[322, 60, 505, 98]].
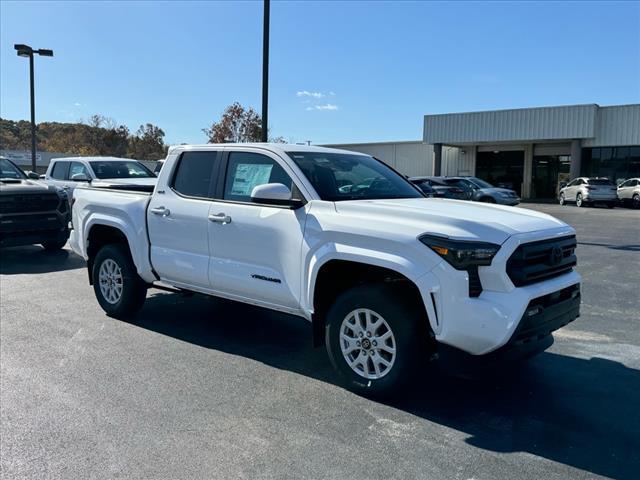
[[42, 238, 67, 251], [559, 193, 566, 206], [325, 284, 431, 397], [92, 244, 147, 318], [633, 194, 640, 209]]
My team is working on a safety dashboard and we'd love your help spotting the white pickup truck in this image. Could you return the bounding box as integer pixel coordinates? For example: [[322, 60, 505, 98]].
[[70, 144, 581, 395]]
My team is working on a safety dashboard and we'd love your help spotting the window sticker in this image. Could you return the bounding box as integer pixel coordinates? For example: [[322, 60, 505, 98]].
[[231, 163, 273, 196]]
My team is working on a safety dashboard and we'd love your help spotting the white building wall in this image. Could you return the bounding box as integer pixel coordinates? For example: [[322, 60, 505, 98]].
[[324, 141, 434, 177]]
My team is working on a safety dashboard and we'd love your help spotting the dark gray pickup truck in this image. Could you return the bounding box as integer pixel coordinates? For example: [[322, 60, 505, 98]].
[[0, 157, 70, 250]]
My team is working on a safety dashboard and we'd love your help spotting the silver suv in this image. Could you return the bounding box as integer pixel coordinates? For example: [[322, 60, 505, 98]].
[[559, 177, 618, 208], [617, 178, 640, 208]]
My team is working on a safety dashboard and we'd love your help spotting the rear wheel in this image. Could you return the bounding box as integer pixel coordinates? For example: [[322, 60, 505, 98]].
[[92, 244, 147, 318], [633, 194, 640, 209], [325, 283, 431, 397], [576, 193, 585, 207]]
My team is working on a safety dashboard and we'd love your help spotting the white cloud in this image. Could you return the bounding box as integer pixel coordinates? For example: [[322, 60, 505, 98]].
[[73, 102, 82, 107], [308, 104, 338, 111], [296, 90, 327, 98]]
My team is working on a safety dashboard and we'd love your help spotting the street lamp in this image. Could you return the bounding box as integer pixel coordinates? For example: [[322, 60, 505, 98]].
[[261, 0, 270, 143], [14, 44, 54, 173]]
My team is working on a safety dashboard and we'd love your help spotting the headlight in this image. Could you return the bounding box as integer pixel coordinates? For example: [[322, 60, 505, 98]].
[[419, 235, 500, 270]]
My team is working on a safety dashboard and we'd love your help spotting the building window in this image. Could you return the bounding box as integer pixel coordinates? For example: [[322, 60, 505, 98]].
[[581, 146, 640, 184]]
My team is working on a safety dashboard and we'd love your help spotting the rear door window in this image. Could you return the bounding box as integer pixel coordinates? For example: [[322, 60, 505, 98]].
[[171, 151, 219, 199]]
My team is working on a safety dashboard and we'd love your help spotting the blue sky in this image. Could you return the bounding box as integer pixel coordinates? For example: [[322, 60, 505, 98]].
[[1, 1, 639, 145]]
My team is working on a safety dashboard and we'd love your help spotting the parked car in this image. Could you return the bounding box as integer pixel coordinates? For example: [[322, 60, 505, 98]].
[[558, 177, 618, 208], [0, 157, 70, 250], [70, 144, 580, 396], [617, 178, 640, 209], [436, 176, 520, 205], [44, 157, 156, 194], [409, 176, 467, 200]]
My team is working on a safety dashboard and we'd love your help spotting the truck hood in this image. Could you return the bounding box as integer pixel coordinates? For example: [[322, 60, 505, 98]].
[[334, 198, 570, 245], [0, 179, 58, 195]]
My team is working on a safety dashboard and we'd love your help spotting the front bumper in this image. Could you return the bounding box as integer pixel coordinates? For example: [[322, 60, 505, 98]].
[[415, 227, 581, 356], [437, 284, 580, 367], [0, 211, 69, 248]]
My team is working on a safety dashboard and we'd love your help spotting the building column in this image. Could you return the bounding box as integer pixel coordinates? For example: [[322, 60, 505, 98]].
[[522, 144, 534, 199], [433, 143, 442, 176], [570, 139, 582, 179]]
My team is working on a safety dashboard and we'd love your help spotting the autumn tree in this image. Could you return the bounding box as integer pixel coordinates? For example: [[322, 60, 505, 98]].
[[127, 123, 167, 160], [202, 102, 263, 143]]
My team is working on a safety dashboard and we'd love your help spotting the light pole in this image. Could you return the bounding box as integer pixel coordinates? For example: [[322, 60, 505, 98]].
[[14, 44, 54, 173], [261, 0, 270, 143]]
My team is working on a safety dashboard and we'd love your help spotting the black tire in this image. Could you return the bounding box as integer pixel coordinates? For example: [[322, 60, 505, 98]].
[[479, 197, 496, 203], [576, 193, 585, 207], [92, 244, 147, 318], [325, 283, 431, 397], [606, 202, 615, 209], [633, 194, 640, 209], [41, 238, 67, 251]]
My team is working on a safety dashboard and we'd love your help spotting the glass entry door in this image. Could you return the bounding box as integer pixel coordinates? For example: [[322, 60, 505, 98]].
[[533, 155, 571, 199]]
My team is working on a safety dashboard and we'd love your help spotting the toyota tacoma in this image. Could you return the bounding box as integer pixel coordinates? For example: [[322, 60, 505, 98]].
[[70, 144, 581, 395]]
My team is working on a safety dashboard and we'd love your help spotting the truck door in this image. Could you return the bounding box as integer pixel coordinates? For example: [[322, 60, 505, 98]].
[[147, 150, 221, 289], [207, 149, 308, 310]]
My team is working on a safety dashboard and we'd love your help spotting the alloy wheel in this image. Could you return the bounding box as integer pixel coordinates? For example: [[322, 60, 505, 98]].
[[339, 308, 396, 380]]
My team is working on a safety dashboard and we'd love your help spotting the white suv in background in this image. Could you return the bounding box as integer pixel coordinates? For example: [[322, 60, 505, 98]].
[[558, 177, 618, 208], [617, 178, 640, 209], [45, 157, 156, 193]]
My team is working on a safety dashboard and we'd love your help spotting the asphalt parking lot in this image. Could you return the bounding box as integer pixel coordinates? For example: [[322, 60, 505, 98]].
[[1, 203, 639, 480]]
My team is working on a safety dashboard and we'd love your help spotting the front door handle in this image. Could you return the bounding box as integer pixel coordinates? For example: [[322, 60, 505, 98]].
[[150, 206, 171, 217], [208, 213, 232, 224]]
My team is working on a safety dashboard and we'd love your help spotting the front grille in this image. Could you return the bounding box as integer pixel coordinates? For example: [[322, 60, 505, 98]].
[[0, 194, 60, 214], [507, 235, 577, 287]]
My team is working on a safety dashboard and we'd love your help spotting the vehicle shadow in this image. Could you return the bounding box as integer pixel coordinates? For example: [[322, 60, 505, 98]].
[[0, 245, 86, 275], [129, 292, 639, 480]]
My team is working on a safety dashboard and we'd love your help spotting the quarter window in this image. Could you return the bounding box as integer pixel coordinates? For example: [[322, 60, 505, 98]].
[[223, 152, 294, 202], [51, 161, 70, 180], [171, 151, 219, 199]]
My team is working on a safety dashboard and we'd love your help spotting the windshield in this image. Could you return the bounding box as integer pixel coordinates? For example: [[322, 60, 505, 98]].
[[0, 159, 27, 180], [287, 152, 423, 201], [89, 161, 153, 179]]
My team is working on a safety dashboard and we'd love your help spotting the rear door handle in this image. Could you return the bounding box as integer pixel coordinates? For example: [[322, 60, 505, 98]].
[[150, 206, 171, 217], [208, 213, 232, 224]]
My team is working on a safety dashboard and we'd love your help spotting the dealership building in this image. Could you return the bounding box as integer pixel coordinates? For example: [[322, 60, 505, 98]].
[[329, 103, 640, 200]]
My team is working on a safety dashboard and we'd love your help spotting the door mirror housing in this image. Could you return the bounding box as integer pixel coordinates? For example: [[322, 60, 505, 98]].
[[250, 183, 304, 208], [26, 171, 40, 180], [71, 173, 90, 182]]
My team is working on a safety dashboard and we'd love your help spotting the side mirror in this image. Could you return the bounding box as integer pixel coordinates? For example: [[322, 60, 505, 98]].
[[39, 174, 46, 180], [26, 171, 40, 179], [71, 173, 90, 182], [559, 182, 567, 189], [251, 183, 303, 208]]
